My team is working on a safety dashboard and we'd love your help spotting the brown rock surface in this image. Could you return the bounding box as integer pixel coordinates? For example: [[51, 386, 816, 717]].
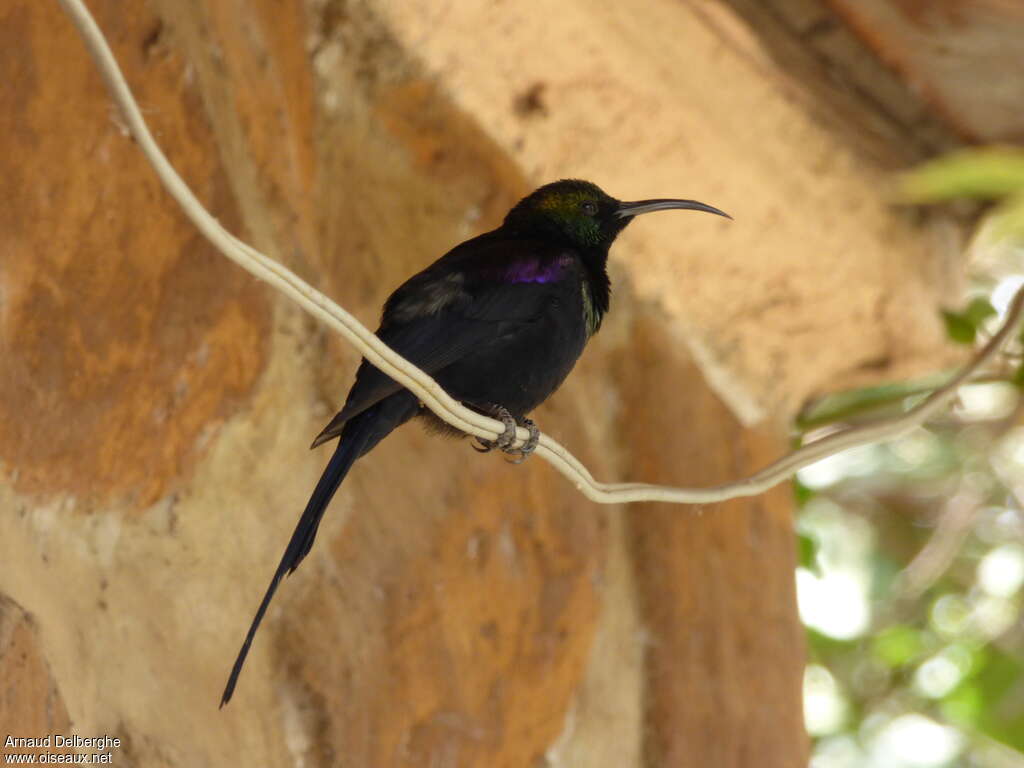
[[826, 0, 1024, 142], [0, 0, 1010, 765], [0, 1, 270, 507], [0, 597, 72, 759], [619, 311, 805, 767]]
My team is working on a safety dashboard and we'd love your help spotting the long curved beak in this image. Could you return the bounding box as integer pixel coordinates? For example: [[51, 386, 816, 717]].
[[614, 198, 731, 220]]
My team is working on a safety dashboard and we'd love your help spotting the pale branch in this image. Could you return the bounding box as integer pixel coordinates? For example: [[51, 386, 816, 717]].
[[57, 0, 1024, 506]]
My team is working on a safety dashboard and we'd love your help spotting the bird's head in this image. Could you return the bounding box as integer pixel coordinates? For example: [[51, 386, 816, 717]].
[[503, 179, 730, 251]]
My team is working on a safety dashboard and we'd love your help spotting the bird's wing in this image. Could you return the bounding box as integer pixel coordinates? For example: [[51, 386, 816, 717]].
[[311, 244, 570, 448]]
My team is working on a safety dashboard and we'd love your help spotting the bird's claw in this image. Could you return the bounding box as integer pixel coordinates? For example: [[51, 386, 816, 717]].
[[472, 409, 539, 463], [507, 418, 539, 464], [473, 407, 517, 453]]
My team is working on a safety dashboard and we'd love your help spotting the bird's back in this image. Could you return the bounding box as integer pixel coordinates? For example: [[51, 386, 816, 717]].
[[318, 231, 599, 442]]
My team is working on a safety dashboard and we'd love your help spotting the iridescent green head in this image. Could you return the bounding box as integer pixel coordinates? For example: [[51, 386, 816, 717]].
[[504, 179, 730, 251]]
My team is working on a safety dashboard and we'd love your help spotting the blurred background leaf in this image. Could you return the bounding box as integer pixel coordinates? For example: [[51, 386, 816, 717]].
[[899, 149, 1024, 203], [800, 147, 1024, 768]]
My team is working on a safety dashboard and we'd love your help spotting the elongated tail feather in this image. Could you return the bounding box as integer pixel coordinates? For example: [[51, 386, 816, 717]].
[[219, 433, 364, 707], [220, 394, 417, 706]]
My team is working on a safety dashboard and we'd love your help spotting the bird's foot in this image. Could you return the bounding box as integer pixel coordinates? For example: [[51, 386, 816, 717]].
[[472, 408, 540, 462], [468, 409, 536, 462], [473, 407, 517, 453], [507, 418, 539, 464]]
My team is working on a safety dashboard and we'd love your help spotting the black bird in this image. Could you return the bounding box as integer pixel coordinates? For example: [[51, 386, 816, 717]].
[[220, 179, 728, 705]]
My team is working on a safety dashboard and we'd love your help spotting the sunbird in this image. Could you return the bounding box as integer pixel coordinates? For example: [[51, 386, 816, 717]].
[[221, 179, 729, 705]]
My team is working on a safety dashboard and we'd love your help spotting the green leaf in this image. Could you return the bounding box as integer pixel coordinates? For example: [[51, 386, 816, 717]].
[[795, 375, 952, 430], [805, 628, 859, 665], [793, 478, 815, 507], [941, 682, 983, 727], [900, 148, 1024, 203], [940, 298, 997, 345], [963, 297, 997, 327], [942, 309, 977, 345], [798, 531, 819, 571], [872, 625, 924, 668], [945, 646, 1024, 751]]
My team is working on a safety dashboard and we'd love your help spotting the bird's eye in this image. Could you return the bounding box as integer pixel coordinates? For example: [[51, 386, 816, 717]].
[[581, 201, 598, 216]]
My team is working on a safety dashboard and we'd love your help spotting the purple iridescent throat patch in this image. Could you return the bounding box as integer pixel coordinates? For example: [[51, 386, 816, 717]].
[[504, 254, 573, 284]]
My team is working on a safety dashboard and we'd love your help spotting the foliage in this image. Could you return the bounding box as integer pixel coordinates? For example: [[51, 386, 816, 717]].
[[798, 406, 1024, 767], [799, 149, 1024, 768], [900, 148, 1024, 240]]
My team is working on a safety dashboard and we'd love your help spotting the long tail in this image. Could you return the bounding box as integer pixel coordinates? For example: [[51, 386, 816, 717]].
[[220, 394, 417, 706]]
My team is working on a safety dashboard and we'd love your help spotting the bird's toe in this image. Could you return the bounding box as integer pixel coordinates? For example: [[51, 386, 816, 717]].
[[493, 407, 517, 450], [507, 418, 540, 464]]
